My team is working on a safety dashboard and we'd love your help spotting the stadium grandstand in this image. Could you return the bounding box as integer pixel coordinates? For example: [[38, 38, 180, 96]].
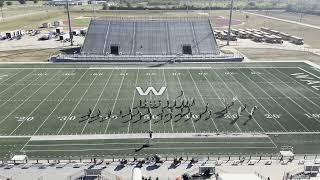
[[52, 17, 243, 62]]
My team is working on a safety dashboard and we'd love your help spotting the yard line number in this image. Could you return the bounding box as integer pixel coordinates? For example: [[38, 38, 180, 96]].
[[91, 73, 103, 76], [304, 114, 320, 119], [264, 114, 281, 119], [58, 116, 76, 121], [16, 116, 34, 122], [34, 73, 47, 76]]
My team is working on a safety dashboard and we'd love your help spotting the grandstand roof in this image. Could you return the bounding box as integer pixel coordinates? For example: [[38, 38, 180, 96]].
[[81, 18, 220, 56]]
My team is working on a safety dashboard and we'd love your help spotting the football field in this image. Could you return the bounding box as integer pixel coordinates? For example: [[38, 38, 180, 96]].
[[0, 62, 320, 159]]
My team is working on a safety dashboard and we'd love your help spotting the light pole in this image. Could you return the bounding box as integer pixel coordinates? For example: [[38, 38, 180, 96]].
[[227, 0, 234, 46], [66, 0, 73, 46], [0, 7, 3, 20]]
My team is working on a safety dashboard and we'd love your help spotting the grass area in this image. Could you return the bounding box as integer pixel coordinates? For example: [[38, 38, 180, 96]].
[[253, 10, 320, 27], [0, 48, 61, 62], [0, 10, 66, 32], [236, 48, 320, 65], [0, 138, 30, 159], [1, 7, 319, 49], [210, 10, 320, 48], [21, 137, 276, 159], [270, 134, 320, 154], [0, 62, 319, 159]]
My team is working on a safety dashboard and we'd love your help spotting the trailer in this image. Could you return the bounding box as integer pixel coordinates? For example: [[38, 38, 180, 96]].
[[270, 30, 280, 35], [252, 34, 263, 42], [0, 33, 5, 40], [6, 31, 16, 39], [261, 27, 271, 33], [278, 32, 291, 41], [231, 29, 239, 35], [59, 33, 70, 41], [265, 35, 283, 44], [55, 27, 64, 34], [290, 36, 304, 45], [238, 31, 250, 39], [245, 28, 254, 32], [245, 31, 254, 38], [80, 28, 87, 36], [219, 32, 237, 41], [72, 29, 81, 36]]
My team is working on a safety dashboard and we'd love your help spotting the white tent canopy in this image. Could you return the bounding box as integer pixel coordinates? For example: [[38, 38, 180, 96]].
[[11, 155, 27, 161], [280, 151, 294, 157]]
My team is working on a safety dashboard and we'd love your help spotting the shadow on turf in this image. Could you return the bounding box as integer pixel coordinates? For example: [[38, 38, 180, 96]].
[[146, 164, 160, 171], [114, 164, 125, 171], [135, 144, 150, 152], [148, 63, 167, 68]]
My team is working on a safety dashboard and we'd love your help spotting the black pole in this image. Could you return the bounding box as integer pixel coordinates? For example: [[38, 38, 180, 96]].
[[66, 0, 73, 46], [227, 0, 234, 46]]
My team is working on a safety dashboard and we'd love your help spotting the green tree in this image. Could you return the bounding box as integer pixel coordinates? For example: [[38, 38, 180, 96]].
[[18, 0, 26, 4], [248, 2, 255, 6], [126, 2, 131, 8], [102, 3, 109, 10]]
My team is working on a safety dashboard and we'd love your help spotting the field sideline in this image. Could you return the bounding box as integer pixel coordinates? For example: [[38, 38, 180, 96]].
[[0, 61, 319, 159]]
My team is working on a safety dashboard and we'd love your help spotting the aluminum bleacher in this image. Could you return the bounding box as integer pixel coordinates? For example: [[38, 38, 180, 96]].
[[81, 18, 220, 56], [55, 17, 243, 62]]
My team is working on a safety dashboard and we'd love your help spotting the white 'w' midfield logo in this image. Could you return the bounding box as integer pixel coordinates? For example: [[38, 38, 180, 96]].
[[136, 87, 166, 96]]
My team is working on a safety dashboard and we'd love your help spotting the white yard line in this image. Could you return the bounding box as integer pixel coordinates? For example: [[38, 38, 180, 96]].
[[32, 69, 90, 136], [186, 70, 219, 132], [80, 70, 114, 134], [0, 70, 34, 97], [10, 72, 69, 136], [0, 70, 52, 126], [265, 69, 320, 110], [224, 69, 281, 148], [20, 138, 31, 152], [223, 68, 268, 133], [57, 70, 101, 135], [202, 72, 230, 132], [274, 68, 320, 96], [22, 146, 275, 152], [255, 69, 320, 125], [149, 70, 152, 132], [243, 69, 310, 131], [0, 75, 42, 110], [298, 67, 320, 81], [304, 61, 320, 70], [175, 70, 197, 133], [162, 69, 174, 133], [104, 70, 127, 134], [210, 69, 243, 132], [0, 69, 24, 86], [127, 69, 139, 133], [238, 70, 289, 132]]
